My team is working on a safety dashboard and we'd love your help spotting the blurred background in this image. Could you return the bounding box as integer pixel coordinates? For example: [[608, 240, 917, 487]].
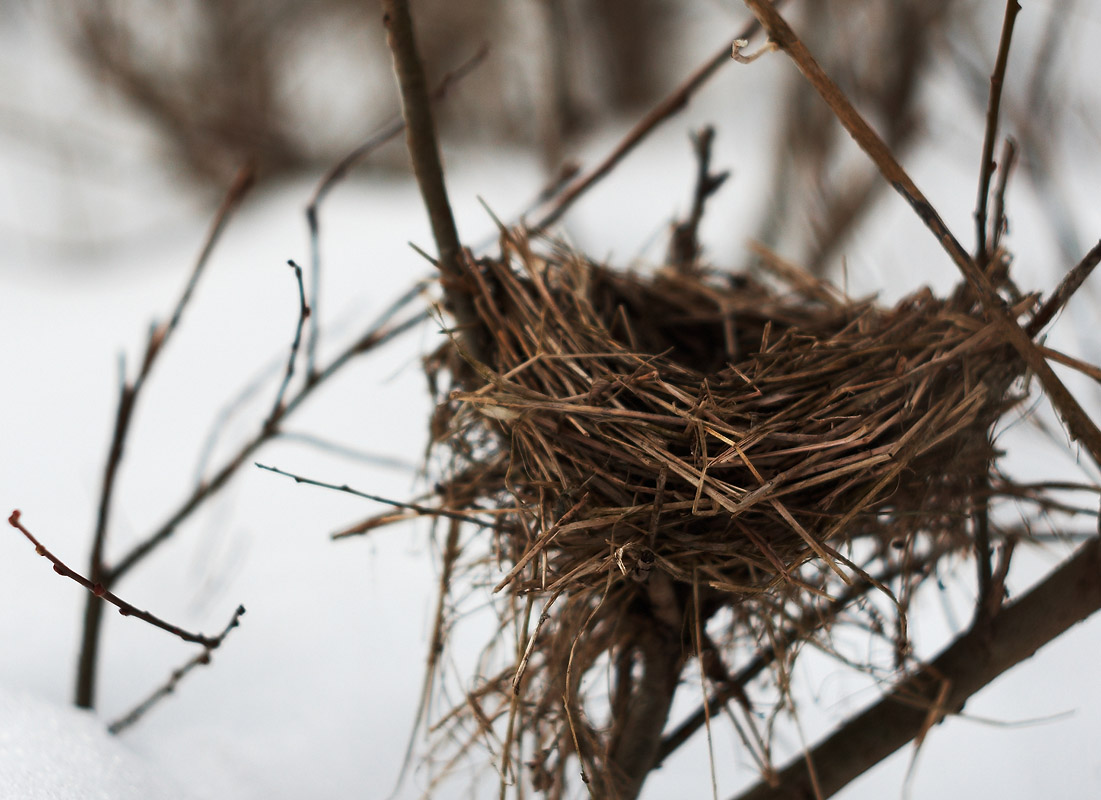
[[2, 1, 1101, 798]]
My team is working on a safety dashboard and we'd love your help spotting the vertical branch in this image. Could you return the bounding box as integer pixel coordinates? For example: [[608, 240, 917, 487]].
[[75, 165, 254, 710], [264, 260, 311, 429], [381, 0, 484, 365], [988, 137, 1018, 254], [668, 126, 730, 272], [381, 0, 461, 277], [973, 0, 1022, 263]]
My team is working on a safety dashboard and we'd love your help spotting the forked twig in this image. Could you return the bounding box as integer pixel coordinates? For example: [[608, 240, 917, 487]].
[[303, 44, 488, 377], [264, 259, 311, 428], [107, 604, 246, 735], [77, 165, 254, 709], [669, 126, 730, 271], [974, 1, 1022, 262], [532, 7, 779, 232]]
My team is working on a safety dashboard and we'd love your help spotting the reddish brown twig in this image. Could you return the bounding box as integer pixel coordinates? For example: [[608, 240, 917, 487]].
[[108, 604, 246, 735], [11, 511, 242, 649]]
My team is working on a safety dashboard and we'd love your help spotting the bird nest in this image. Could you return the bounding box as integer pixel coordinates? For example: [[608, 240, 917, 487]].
[[418, 230, 1029, 793]]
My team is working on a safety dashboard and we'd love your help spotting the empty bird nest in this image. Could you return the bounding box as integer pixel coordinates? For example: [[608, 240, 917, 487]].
[[403, 229, 1034, 794]]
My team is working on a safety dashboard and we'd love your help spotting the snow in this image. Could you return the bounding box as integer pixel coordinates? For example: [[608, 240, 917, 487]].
[[0, 684, 194, 800], [3, 3, 1101, 800]]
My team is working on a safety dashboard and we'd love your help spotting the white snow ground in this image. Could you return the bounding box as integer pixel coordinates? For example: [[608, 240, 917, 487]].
[[3, 4, 1101, 800]]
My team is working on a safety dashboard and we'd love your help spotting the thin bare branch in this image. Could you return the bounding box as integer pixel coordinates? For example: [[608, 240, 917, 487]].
[[532, 7, 777, 232], [11, 511, 242, 649], [988, 137, 1018, 254], [974, 1, 1022, 262], [107, 306, 430, 585], [381, 0, 486, 369], [264, 260, 311, 429], [381, 0, 461, 278], [77, 165, 254, 709], [1027, 239, 1101, 337], [107, 604, 246, 735], [255, 463, 492, 528]]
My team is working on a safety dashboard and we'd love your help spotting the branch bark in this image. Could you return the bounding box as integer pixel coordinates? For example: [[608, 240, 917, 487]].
[[731, 535, 1101, 800]]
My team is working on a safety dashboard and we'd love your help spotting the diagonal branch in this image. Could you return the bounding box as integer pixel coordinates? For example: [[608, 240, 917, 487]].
[[11, 511, 242, 649], [739, 0, 1101, 473], [107, 604, 246, 735], [730, 534, 1101, 800], [532, 6, 778, 233]]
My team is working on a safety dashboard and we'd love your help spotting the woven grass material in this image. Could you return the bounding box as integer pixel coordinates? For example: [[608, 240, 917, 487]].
[[424, 231, 1029, 789]]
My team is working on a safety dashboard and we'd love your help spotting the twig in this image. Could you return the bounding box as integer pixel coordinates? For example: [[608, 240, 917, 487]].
[[669, 126, 730, 271], [192, 277, 431, 485], [974, 1, 1022, 263], [107, 306, 430, 585], [303, 44, 489, 377], [988, 137, 1018, 255], [531, 7, 777, 232], [76, 165, 254, 709], [1026, 240, 1101, 337], [107, 604, 246, 735], [10, 511, 241, 649], [730, 535, 1101, 800], [739, 0, 1101, 473], [264, 260, 311, 429], [255, 463, 492, 527]]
